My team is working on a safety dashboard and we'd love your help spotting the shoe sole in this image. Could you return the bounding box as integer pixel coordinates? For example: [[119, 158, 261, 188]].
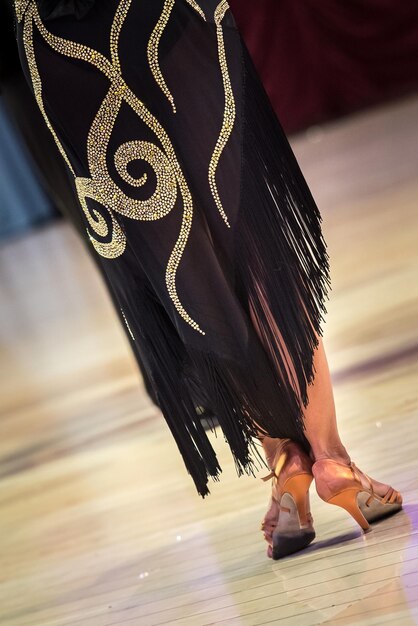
[[357, 491, 403, 524], [272, 529, 316, 559], [327, 489, 403, 532], [272, 486, 316, 559]]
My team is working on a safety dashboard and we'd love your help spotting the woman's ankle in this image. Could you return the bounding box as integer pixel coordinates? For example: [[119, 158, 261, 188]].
[[261, 436, 292, 468], [310, 445, 351, 465]]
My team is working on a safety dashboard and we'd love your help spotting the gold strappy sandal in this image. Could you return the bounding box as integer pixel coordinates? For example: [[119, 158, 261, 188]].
[[312, 458, 403, 532], [260, 440, 315, 559]]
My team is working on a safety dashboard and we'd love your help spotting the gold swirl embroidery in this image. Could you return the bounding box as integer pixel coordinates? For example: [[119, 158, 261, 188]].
[[209, 0, 236, 228], [20, 0, 205, 335], [185, 0, 206, 20], [21, 13, 75, 175], [147, 0, 207, 111], [110, 0, 131, 73], [14, 0, 30, 22], [148, 0, 176, 112], [76, 178, 127, 258], [87, 88, 178, 222], [121, 308, 135, 341]]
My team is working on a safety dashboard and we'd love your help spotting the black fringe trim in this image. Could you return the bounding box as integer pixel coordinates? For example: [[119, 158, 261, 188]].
[[232, 41, 332, 441]]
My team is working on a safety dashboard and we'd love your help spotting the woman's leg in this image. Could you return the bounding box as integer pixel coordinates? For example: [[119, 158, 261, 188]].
[[300, 336, 351, 464], [249, 285, 349, 466], [261, 335, 394, 500], [257, 327, 350, 467]]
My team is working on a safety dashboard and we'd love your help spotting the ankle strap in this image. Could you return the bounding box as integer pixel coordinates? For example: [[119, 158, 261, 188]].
[[349, 461, 374, 495], [261, 470, 277, 482]]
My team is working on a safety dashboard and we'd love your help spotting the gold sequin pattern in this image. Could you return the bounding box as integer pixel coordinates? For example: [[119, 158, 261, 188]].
[[208, 1, 235, 228], [109, 0, 131, 74], [185, 0, 206, 20], [21, 12, 75, 175], [147, 0, 177, 113], [76, 178, 127, 258], [88, 88, 178, 221], [20, 0, 205, 334], [121, 308, 135, 340], [15, 0, 30, 22]]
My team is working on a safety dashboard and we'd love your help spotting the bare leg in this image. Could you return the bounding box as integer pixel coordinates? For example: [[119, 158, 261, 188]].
[[260, 336, 395, 505], [256, 338, 350, 466], [254, 288, 401, 555], [302, 336, 351, 464], [248, 286, 350, 466], [260, 436, 292, 468], [303, 336, 396, 498]]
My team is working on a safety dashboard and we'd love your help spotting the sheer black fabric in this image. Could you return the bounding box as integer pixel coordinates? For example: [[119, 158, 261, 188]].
[[14, 0, 331, 496], [35, 0, 95, 21]]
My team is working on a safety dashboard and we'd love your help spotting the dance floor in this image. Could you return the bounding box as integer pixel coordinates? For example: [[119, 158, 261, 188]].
[[1, 95, 418, 625]]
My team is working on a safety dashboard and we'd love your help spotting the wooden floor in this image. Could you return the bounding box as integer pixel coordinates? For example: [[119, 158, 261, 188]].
[[1, 95, 418, 626]]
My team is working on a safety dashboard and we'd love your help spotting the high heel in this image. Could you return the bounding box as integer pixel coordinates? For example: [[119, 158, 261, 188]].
[[312, 458, 403, 533], [260, 441, 316, 559]]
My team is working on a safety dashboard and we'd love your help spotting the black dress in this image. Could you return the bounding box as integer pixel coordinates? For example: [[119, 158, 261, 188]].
[[13, 0, 331, 496]]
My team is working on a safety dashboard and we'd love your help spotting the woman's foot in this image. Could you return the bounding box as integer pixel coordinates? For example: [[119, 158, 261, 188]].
[[260, 439, 315, 559], [312, 457, 403, 531]]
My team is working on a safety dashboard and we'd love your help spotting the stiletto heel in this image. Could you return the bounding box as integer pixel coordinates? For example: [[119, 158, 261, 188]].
[[327, 489, 371, 531], [260, 441, 316, 559], [280, 473, 314, 529], [312, 458, 403, 533], [273, 472, 316, 558]]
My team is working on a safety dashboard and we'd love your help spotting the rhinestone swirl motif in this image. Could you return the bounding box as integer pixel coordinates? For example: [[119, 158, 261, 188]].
[[209, 0, 236, 228], [180, 1, 236, 228], [185, 0, 206, 20], [19, 0, 205, 334], [148, 0, 177, 112], [14, 0, 30, 22]]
